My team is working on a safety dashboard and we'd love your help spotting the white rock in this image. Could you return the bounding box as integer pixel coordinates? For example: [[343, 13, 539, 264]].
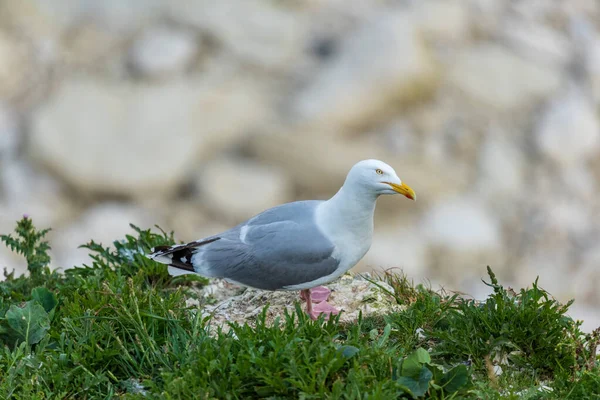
[[449, 44, 562, 110], [129, 26, 197, 78], [167, 0, 305, 70], [0, 103, 19, 158], [415, 0, 470, 42], [421, 198, 501, 251], [0, 32, 31, 100], [291, 10, 437, 131], [30, 75, 271, 196], [51, 203, 155, 269], [501, 19, 571, 66], [477, 129, 524, 198], [196, 158, 293, 223], [535, 87, 600, 166], [0, 160, 74, 234], [362, 227, 427, 279], [590, 39, 600, 106]]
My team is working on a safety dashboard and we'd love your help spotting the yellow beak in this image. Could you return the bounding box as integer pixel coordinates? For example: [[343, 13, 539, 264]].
[[385, 182, 416, 200]]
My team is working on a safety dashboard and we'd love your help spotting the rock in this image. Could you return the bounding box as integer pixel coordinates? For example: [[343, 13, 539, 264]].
[[0, 160, 74, 235], [167, 0, 305, 71], [165, 201, 230, 244], [361, 226, 427, 280], [80, 0, 166, 33], [196, 158, 293, 223], [476, 128, 525, 199], [196, 273, 405, 334], [0, 104, 19, 159], [501, 18, 571, 67], [30, 74, 272, 197], [535, 86, 600, 166], [0, 32, 32, 101], [421, 197, 501, 252], [590, 39, 600, 106], [51, 203, 156, 269], [0, 247, 28, 281], [415, 0, 470, 42], [291, 10, 437, 132], [449, 44, 562, 110], [129, 26, 198, 78]]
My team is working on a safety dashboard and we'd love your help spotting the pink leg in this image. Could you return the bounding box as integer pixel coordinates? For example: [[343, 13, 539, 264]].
[[299, 288, 340, 320], [310, 286, 331, 303]]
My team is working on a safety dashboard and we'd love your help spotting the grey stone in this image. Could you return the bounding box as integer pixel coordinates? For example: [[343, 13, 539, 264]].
[[129, 26, 198, 78]]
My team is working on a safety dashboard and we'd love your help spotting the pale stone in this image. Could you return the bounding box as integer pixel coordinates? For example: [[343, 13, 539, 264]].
[[415, 0, 470, 42], [167, 0, 305, 70], [361, 227, 427, 280], [449, 44, 562, 110], [501, 19, 571, 66], [0, 161, 74, 235], [477, 129, 525, 198], [590, 39, 600, 106], [535, 87, 600, 166], [291, 10, 437, 131], [197, 273, 405, 334], [0, 32, 31, 100], [51, 203, 156, 269], [165, 202, 230, 244], [129, 26, 198, 78], [30, 75, 271, 196], [196, 158, 293, 223], [421, 197, 501, 251], [0, 104, 19, 158]]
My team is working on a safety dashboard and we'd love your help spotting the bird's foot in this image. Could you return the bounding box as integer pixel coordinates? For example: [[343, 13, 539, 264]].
[[308, 302, 340, 320], [309, 286, 331, 303]]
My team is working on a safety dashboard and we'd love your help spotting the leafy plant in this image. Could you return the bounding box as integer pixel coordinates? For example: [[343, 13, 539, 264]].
[[393, 348, 471, 398], [0, 216, 598, 398], [1, 216, 51, 282]]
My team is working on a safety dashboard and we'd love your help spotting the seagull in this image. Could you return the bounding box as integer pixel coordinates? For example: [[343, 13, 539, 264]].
[[148, 159, 415, 319]]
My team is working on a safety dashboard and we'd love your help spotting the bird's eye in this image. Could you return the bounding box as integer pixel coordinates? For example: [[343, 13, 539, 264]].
[[375, 169, 383, 175]]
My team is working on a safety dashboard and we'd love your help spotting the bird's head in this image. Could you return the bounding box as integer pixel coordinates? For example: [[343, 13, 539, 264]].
[[345, 159, 416, 200]]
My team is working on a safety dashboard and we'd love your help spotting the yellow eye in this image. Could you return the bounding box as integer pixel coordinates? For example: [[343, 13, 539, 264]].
[[376, 169, 383, 175]]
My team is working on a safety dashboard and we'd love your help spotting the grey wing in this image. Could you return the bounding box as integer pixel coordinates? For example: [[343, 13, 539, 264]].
[[196, 220, 340, 291]]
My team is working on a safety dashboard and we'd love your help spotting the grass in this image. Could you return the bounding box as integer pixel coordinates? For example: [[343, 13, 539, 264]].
[[0, 216, 598, 399]]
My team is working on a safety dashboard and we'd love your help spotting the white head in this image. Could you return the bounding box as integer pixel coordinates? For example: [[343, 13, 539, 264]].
[[343, 159, 416, 200]]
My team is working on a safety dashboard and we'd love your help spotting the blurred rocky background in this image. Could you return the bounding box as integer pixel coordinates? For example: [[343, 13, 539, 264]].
[[0, 0, 599, 330]]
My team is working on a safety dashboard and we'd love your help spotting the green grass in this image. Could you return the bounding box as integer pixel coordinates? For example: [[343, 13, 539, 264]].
[[0, 216, 598, 399]]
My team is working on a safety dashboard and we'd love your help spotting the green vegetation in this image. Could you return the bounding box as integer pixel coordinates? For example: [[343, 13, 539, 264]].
[[0, 216, 598, 399]]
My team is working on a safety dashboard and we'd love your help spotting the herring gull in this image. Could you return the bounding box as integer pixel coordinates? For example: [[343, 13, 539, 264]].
[[148, 159, 415, 319]]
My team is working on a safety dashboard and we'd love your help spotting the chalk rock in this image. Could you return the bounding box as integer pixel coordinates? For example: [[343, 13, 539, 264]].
[[535, 87, 600, 166], [196, 158, 293, 223], [129, 26, 198, 78], [167, 0, 304, 70], [292, 10, 437, 132], [449, 44, 561, 110], [30, 75, 271, 196], [421, 197, 501, 251]]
